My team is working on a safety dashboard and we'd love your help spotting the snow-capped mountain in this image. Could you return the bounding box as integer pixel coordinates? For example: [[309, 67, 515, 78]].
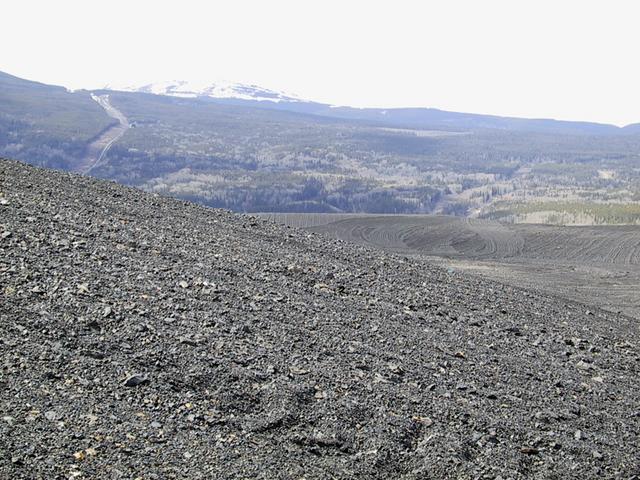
[[103, 80, 304, 103]]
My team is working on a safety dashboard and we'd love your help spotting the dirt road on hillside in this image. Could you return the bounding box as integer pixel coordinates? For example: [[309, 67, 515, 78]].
[[77, 94, 129, 174]]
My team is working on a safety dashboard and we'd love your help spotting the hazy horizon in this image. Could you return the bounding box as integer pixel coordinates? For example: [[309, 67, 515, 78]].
[[3, 0, 640, 126]]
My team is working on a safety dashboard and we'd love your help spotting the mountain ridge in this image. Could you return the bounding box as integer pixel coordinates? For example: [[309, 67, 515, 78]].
[[98, 75, 637, 134], [104, 79, 304, 103], [3, 69, 640, 218], [3, 70, 637, 134]]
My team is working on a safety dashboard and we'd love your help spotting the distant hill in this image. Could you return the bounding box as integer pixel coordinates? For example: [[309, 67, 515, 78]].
[[0, 71, 114, 170], [107, 77, 632, 136], [622, 123, 640, 134], [105, 79, 303, 103], [2, 70, 640, 217]]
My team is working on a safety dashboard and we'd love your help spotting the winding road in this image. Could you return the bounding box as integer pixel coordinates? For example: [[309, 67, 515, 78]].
[[78, 94, 129, 174]]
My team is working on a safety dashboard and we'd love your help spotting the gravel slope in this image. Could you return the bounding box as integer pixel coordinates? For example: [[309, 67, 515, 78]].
[[1, 159, 639, 479], [270, 214, 640, 318]]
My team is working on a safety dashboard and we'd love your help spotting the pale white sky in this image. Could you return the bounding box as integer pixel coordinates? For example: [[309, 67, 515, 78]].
[[2, 0, 639, 125]]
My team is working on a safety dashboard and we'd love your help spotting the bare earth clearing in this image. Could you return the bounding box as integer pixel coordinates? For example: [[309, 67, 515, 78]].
[[261, 214, 640, 318]]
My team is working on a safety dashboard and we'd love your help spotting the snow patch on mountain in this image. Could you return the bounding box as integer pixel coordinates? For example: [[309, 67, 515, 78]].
[[103, 80, 304, 103]]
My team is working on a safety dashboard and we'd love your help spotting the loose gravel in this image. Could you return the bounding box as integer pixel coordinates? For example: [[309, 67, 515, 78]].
[[1, 159, 639, 479]]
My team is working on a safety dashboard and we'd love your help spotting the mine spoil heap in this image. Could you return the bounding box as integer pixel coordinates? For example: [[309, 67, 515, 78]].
[[1, 159, 638, 479]]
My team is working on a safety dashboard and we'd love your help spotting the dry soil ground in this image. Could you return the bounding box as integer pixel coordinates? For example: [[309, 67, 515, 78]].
[[262, 214, 640, 319]]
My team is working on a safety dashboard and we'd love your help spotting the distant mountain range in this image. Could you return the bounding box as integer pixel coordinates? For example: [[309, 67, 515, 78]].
[[104, 80, 303, 103], [2, 70, 638, 136], [2, 68, 640, 216], [102, 77, 640, 136]]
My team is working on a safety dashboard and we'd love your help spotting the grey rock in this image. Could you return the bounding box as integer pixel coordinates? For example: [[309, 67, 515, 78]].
[[44, 411, 57, 421], [1, 159, 639, 480], [124, 374, 149, 387]]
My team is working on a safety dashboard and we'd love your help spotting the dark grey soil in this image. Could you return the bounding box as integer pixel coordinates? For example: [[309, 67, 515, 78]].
[[276, 214, 640, 319], [1, 159, 639, 479]]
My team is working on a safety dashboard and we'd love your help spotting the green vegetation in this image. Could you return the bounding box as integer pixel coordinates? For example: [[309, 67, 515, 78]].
[[482, 201, 640, 225]]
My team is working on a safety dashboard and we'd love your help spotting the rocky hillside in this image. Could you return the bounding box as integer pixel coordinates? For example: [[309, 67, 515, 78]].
[[1, 159, 638, 479]]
